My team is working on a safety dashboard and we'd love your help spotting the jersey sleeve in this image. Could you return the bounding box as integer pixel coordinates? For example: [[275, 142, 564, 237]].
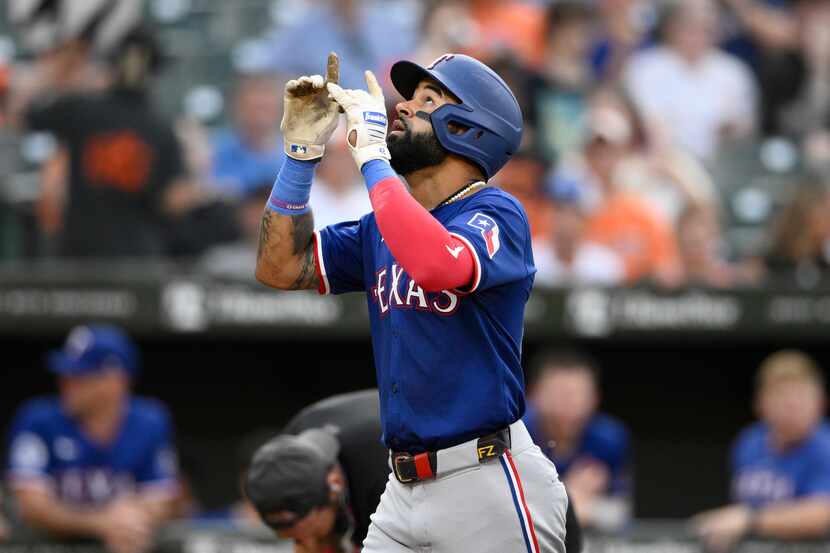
[[314, 219, 366, 295], [444, 197, 535, 294], [6, 404, 53, 487], [134, 406, 179, 494]]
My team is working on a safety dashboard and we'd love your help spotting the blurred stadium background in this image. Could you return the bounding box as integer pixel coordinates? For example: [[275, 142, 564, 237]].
[[2, 0, 830, 552]]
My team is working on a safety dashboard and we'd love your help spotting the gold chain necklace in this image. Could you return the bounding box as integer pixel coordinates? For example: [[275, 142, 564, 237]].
[[439, 181, 487, 208]]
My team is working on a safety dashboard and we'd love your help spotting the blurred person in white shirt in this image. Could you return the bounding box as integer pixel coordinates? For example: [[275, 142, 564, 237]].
[[309, 134, 372, 229], [623, 0, 758, 160], [533, 175, 624, 288], [589, 87, 720, 226]]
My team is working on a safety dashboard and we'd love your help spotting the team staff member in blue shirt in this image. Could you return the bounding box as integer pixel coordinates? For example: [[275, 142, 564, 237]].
[[6, 325, 179, 553], [256, 51, 567, 552], [524, 350, 631, 532], [693, 350, 830, 552]]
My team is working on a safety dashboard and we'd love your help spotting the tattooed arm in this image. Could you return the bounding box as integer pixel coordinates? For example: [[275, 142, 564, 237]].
[[255, 53, 341, 291], [255, 209, 319, 290]]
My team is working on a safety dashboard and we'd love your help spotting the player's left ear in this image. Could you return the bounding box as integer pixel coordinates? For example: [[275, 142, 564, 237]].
[[327, 465, 345, 496]]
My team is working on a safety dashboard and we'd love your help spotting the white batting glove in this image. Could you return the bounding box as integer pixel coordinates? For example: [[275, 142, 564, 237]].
[[281, 52, 341, 161], [326, 70, 391, 169]]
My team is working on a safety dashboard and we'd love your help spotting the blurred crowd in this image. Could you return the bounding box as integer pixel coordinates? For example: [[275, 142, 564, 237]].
[[1, 0, 830, 288], [5, 2, 830, 552], [3, 324, 830, 553]]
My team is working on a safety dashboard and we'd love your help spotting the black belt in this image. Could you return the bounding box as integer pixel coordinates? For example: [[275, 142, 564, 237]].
[[392, 427, 511, 484]]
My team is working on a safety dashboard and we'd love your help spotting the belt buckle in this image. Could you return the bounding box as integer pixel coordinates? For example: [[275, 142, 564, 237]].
[[393, 453, 415, 483], [477, 428, 511, 462]]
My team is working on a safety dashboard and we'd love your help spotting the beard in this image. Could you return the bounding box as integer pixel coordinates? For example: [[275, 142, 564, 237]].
[[387, 125, 447, 176]]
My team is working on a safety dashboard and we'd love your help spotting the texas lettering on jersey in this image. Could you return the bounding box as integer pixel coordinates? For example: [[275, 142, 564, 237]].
[[371, 263, 460, 316], [315, 187, 536, 451]]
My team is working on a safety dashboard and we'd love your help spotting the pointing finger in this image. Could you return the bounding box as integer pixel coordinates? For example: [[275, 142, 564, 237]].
[[326, 52, 339, 84], [365, 70, 383, 100]]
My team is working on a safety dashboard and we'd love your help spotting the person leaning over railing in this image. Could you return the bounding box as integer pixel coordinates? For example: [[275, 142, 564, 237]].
[[5, 325, 180, 553], [523, 350, 632, 533], [692, 351, 830, 552]]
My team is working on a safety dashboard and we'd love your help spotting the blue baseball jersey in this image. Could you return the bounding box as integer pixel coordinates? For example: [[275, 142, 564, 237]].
[[6, 396, 178, 507], [523, 405, 631, 496], [731, 421, 830, 508], [315, 187, 535, 452]]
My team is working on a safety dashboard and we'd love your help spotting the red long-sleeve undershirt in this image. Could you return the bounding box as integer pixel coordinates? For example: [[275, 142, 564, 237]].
[[368, 176, 476, 292]]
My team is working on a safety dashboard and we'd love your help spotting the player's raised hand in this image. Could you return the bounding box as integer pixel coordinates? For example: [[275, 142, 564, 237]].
[[281, 52, 341, 161], [326, 70, 391, 170]]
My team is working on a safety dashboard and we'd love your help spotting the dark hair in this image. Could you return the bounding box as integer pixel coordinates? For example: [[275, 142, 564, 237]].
[[527, 349, 601, 389], [111, 26, 166, 90], [546, 1, 596, 33]]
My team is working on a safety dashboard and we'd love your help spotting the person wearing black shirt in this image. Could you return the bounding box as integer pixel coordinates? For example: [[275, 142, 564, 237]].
[[244, 390, 583, 553], [20, 24, 195, 258], [245, 390, 387, 553]]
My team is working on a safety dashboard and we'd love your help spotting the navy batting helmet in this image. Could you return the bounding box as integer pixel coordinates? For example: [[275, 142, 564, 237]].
[[390, 54, 523, 180]]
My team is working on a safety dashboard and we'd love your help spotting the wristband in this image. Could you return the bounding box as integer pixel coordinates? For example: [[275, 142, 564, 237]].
[[361, 159, 397, 192], [266, 157, 318, 215]]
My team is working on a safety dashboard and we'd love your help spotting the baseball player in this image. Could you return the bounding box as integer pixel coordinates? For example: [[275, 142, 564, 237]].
[[693, 351, 830, 552], [244, 390, 388, 553], [256, 51, 567, 552], [5, 325, 179, 553], [244, 390, 583, 553]]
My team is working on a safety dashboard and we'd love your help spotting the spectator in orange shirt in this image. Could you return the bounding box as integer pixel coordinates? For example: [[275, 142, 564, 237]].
[[466, 0, 547, 68], [491, 148, 554, 241], [578, 107, 682, 285], [533, 174, 625, 288]]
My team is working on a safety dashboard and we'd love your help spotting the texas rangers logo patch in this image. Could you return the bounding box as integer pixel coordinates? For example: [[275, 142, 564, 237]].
[[467, 213, 500, 258]]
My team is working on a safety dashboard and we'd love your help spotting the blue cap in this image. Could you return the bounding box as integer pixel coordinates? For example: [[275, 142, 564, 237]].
[[546, 172, 584, 205], [48, 325, 139, 377]]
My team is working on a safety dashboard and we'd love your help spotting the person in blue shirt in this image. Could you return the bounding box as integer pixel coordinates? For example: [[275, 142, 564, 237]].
[[693, 350, 830, 552], [5, 325, 179, 553], [266, 0, 416, 91], [523, 350, 631, 532], [211, 72, 285, 198], [256, 51, 568, 552]]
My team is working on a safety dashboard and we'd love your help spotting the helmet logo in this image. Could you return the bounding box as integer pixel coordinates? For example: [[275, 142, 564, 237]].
[[427, 54, 455, 70]]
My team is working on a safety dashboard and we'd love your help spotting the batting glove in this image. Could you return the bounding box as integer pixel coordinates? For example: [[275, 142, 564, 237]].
[[326, 71, 391, 169], [281, 52, 341, 161]]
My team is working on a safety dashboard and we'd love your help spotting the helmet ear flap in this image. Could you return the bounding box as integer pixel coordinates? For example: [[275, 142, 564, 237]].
[[430, 105, 505, 179]]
